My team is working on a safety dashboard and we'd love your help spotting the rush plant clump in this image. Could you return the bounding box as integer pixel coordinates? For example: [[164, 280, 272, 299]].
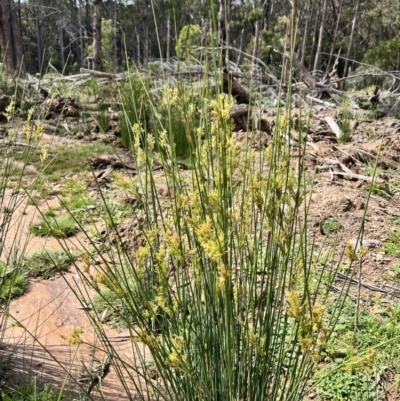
[[69, 85, 361, 401]]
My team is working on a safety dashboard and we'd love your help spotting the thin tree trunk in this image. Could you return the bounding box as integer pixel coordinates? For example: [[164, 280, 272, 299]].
[[344, 0, 361, 79], [313, 0, 328, 73], [144, 24, 148, 66], [236, 25, 245, 66], [34, 0, 43, 71], [113, 0, 117, 69], [78, 0, 84, 64], [166, 16, 170, 61], [92, 0, 102, 70], [252, 19, 260, 62], [86, 0, 91, 33], [59, 0, 65, 69], [219, 0, 227, 68], [135, 28, 140, 64], [300, 1, 310, 65], [284, 0, 296, 84], [327, 0, 344, 71], [0, 0, 26, 76], [308, 5, 319, 71]]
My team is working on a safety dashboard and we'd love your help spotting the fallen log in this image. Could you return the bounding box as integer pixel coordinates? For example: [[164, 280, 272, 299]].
[[222, 70, 250, 104], [79, 68, 117, 79]]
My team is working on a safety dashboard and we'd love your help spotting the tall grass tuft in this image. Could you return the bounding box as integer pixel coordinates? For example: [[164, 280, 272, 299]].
[[69, 72, 360, 400], [119, 73, 153, 149], [153, 84, 203, 158]]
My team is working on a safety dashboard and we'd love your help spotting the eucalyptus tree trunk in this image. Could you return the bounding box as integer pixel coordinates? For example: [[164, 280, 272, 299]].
[[0, 0, 26, 76], [135, 27, 140, 64], [92, 0, 102, 70], [34, 0, 43, 71], [284, 0, 296, 84], [59, 0, 65, 69], [113, 0, 117, 69], [166, 16, 170, 61], [344, 0, 361, 79], [326, 0, 344, 71], [144, 24, 149, 66], [300, 1, 311, 64], [236, 24, 245, 66], [308, 5, 319, 71], [313, 0, 328, 73], [252, 19, 261, 62], [78, 0, 84, 64], [218, 0, 227, 69]]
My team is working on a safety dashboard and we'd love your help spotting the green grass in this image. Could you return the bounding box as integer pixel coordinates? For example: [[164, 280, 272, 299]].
[[92, 287, 135, 328], [21, 142, 116, 182], [388, 215, 400, 225], [0, 261, 28, 301], [20, 250, 77, 279], [323, 218, 340, 234], [382, 231, 400, 255], [313, 299, 400, 399], [316, 369, 380, 400], [68, 194, 97, 210], [2, 378, 62, 401], [29, 215, 80, 238], [43, 207, 57, 217]]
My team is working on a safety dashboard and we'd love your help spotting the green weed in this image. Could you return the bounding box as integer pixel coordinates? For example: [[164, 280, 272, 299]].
[[0, 261, 27, 301], [338, 99, 354, 144], [43, 207, 57, 217], [316, 369, 380, 401], [119, 73, 152, 149], [383, 231, 400, 255], [388, 215, 400, 225], [2, 378, 62, 401], [20, 250, 77, 279], [29, 215, 80, 238], [323, 218, 340, 233]]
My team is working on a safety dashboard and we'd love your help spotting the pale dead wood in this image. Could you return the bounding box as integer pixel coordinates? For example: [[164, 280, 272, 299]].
[[325, 116, 343, 139], [335, 271, 400, 298], [79, 68, 117, 79], [330, 171, 385, 183]]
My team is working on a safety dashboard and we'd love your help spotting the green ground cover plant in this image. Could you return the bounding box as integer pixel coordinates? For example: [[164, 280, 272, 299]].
[[383, 231, 400, 255], [312, 298, 400, 399], [29, 215, 80, 238], [2, 378, 63, 401], [20, 250, 77, 279], [0, 261, 27, 301]]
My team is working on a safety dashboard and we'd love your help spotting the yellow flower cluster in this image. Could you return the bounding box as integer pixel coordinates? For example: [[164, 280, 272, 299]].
[[166, 335, 188, 372], [131, 329, 161, 350], [61, 326, 84, 345], [245, 324, 266, 356], [22, 107, 44, 142], [287, 290, 328, 360]]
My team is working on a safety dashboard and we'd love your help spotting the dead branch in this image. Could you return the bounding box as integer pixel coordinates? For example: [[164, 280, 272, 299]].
[[330, 171, 385, 183], [79, 68, 117, 79], [222, 70, 250, 104], [320, 52, 400, 83]]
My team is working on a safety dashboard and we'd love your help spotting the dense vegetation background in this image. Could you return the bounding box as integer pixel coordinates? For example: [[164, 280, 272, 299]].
[[1, 0, 399, 78]]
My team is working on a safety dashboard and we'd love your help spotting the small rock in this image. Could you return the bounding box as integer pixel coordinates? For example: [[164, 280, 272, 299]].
[[348, 238, 381, 252]]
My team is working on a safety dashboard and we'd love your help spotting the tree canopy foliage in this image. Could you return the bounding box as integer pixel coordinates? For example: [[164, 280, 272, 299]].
[[0, 0, 399, 79]]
